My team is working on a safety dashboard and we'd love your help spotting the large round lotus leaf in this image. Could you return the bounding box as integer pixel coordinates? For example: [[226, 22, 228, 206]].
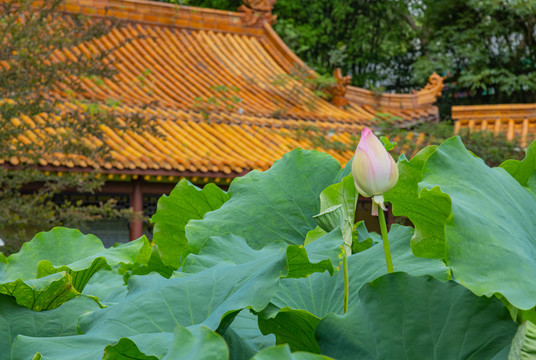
[[0, 228, 150, 310], [183, 229, 343, 278], [186, 149, 343, 252], [102, 325, 230, 360], [10, 245, 290, 359], [0, 271, 79, 311], [252, 345, 333, 360], [258, 225, 449, 353], [16, 325, 228, 360], [82, 269, 127, 306], [270, 225, 449, 318], [316, 272, 517, 360], [387, 137, 536, 310], [383, 145, 447, 258], [0, 294, 99, 360], [500, 141, 536, 188], [222, 310, 275, 360], [421, 138, 536, 310], [151, 180, 230, 268], [161, 325, 229, 360], [5, 227, 151, 292]]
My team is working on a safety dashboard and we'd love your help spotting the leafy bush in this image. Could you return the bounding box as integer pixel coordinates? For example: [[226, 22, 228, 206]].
[[1, 137, 536, 359]]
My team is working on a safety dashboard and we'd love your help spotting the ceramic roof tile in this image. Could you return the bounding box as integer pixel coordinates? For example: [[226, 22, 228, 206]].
[[17, 108, 320, 172]]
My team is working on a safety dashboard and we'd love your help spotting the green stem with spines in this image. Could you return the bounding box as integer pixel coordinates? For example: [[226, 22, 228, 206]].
[[342, 225, 352, 313], [378, 208, 394, 273]]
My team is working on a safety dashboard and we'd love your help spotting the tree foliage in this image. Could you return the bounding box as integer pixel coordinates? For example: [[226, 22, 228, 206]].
[[272, 0, 420, 91], [415, 0, 536, 104], [0, 0, 153, 252]]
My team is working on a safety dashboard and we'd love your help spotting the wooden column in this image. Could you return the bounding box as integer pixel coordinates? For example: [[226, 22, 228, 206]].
[[129, 178, 143, 241]]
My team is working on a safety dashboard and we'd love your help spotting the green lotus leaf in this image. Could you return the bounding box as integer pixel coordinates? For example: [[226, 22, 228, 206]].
[[307, 173, 364, 248], [316, 173, 358, 234], [313, 204, 344, 233], [119, 245, 175, 281], [386, 137, 536, 310], [509, 321, 536, 360], [259, 225, 449, 352], [103, 337, 159, 360], [270, 225, 449, 318], [221, 309, 275, 360], [163, 325, 229, 360], [351, 220, 379, 253], [4, 227, 151, 293], [151, 180, 230, 269], [183, 229, 343, 278], [251, 344, 333, 360], [11, 248, 289, 359], [419, 137, 536, 310], [383, 145, 449, 258], [82, 269, 127, 306], [0, 294, 99, 360], [16, 326, 229, 360], [102, 325, 229, 360], [316, 272, 517, 359], [500, 141, 536, 188], [0, 271, 79, 311], [186, 149, 343, 253], [258, 307, 320, 354]]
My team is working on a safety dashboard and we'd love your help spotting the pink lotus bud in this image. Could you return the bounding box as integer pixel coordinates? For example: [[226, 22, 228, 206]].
[[351, 128, 398, 199]]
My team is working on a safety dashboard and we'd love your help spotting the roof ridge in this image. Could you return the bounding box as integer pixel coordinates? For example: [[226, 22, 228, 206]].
[[61, 0, 264, 36], [66, 0, 241, 17]]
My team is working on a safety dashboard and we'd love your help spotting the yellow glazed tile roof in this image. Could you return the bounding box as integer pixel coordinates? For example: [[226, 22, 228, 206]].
[[5, 0, 444, 178], [3, 104, 434, 176]]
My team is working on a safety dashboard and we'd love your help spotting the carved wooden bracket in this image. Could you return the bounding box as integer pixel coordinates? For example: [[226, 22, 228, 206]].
[[331, 68, 352, 108], [238, 0, 277, 27]]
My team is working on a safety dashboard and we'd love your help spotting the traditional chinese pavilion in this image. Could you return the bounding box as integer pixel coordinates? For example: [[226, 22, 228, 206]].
[[3, 0, 445, 243]]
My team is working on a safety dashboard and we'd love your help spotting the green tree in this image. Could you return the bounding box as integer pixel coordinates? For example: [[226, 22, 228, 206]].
[[273, 0, 421, 91], [0, 0, 153, 253], [415, 0, 536, 105]]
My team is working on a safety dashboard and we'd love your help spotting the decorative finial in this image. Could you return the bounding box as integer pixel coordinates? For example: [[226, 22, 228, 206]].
[[331, 68, 352, 108], [238, 0, 277, 27], [421, 72, 444, 97]]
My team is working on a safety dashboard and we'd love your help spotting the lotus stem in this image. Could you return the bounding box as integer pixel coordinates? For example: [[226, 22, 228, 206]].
[[342, 226, 352, 314], [378, 208, 394, 273], [343, 247, 349, 313]]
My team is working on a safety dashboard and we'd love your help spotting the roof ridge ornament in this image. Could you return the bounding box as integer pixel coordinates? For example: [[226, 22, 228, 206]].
[[238, 0, 277, 27], [416, 72, 444, 97], [331, 68, 352, 108]]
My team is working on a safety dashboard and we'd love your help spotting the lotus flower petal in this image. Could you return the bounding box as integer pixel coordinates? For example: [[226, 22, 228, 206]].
[[352, 128, 398, 197]]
